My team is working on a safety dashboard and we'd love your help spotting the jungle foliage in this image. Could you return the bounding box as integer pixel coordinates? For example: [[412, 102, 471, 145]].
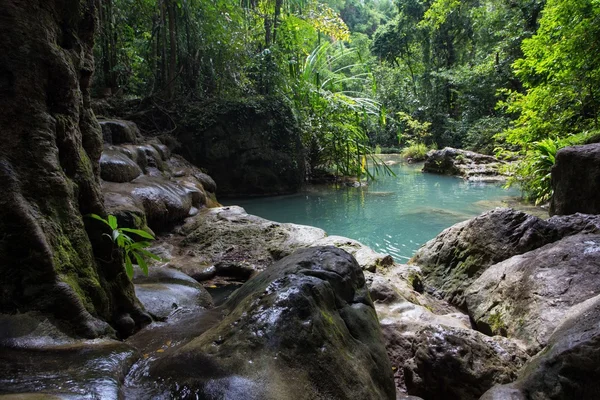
[[95, 0, 600, 202]]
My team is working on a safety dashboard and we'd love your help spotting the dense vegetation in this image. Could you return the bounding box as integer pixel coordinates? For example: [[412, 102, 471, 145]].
[[95, 0, 600, 202]]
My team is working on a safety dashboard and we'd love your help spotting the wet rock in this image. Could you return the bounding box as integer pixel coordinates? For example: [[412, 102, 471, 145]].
[[550, 143, 600, 215], [375, 295, 527, 400], [313, 235, 394, 272], [99, 119, 141, 144], [411, 208, 600, 308], [147, 247, 396, 400], [0, 334, 138, 399], [481, 294, 600, 400], [133, 267, 213, 319], [100, 148, 142, 182], [157, 206, 327, 281], [423, 147, 507, 181], [466, 233, 600, 352], [103, 176, 199, 232]]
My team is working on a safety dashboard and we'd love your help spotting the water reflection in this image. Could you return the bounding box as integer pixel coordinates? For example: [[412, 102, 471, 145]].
[[226, 156, 521, 261]]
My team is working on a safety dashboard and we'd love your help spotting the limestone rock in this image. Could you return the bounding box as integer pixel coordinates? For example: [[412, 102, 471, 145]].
[[0, 325, 137, 399], [0, 0, 148, 338], [133, 267, 213, 319], [481, 294, 600, 400], [376, 297, 527, 400], [313, 235, 394, 272], [100, 148, 142, 182], [422, 147, 507, 182], [411, 208, 600, 308], [155, 206, 327, 281], [99, 119, 141, 144], [146, 247, 396, 400], [174, 98, 305, 197], [466, 233, 600, 352], [550, 143, 600, 215], [103, 176, 198, 232]]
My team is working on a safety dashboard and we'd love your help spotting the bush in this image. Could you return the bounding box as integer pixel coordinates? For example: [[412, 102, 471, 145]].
[[400, 142, 429, 161], [506, 131, 600, 204]]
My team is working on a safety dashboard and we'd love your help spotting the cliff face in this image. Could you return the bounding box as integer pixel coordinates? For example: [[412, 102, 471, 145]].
[[0, 0, 148, 338]]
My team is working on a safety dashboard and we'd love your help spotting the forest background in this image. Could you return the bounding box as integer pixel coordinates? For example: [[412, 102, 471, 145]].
[[94, 0, 600, 203]]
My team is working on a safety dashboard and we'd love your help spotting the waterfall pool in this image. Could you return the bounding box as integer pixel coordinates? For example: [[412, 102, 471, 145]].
[[224, 155, 524, 262]]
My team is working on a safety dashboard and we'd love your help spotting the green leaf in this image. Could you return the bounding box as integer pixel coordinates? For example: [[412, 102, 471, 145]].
[[133, 252, 149, 275], [135, 248, 162, 261], [88, 214, 110, 227], [120, 228, 155, 240], [108, 215, 118, 230], [125, 253, 134, 279]]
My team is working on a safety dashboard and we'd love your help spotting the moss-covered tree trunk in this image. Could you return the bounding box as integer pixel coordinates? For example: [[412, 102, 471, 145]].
[[0, 0, 149, 338]]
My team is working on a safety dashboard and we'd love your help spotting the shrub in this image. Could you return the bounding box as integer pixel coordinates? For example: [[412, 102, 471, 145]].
[[401, 142, 429, 161]]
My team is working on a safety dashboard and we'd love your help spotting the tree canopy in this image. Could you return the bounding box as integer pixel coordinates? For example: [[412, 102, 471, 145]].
[[94, 0, 600, 201]]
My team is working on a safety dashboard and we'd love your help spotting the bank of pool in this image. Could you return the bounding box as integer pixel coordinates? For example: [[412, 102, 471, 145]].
[[225, 156, 524, 262]]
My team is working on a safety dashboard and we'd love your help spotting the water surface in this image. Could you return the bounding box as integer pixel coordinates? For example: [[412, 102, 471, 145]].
[[225, 155, 520, 262]]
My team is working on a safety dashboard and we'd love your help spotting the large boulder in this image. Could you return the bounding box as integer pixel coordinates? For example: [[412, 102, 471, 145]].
[[98, 119, 141, 144], [100, 149, 142, 182], [373, 266, 528, 400], [466, 233, 600, 353], [481, 294, 600, 400], [133, 266, 213, 320], [550, 143, 600, 215], [422, 148, 507, 182], [0, 0, 148, 338], [411, 208, 600, 308], [174, 98, 305, 197], [146, 247, 396, 400]]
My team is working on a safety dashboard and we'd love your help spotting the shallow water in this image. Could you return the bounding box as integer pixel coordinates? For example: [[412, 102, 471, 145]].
[[225, 155, 521, 262]]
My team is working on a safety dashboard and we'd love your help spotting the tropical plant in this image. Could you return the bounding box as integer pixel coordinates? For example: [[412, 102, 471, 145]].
[[89, 214, 160, 279], [291, 41, 393, 179], [400, 142, 429, 161], [506, 131, 599, 204]]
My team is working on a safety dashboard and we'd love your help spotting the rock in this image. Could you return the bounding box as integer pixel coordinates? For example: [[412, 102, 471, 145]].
[[174, 98, 305, 197], [0, 332, 138, 398], [133, 266, 213, 319], [156, 206, 327, 281], [154, 206, 393, 283], [146, 246, 396, 400], [100, 148, 142, 182], [103, 176, 199, 232], [423, 147, 507, 181], [313, 235, 394, 273], [376, 296, 528, 400], [411, 208, 600, 308], [99, 119, 141, 144], [550, 143, 600, 215], [466, 233, 600, 352], [481, 294, 600, 400], [0, 0, 148, 338]]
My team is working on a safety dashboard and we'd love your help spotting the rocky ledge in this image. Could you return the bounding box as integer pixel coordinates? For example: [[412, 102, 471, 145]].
[[423, 147, 510, 182], [2, 115, 600, 400]]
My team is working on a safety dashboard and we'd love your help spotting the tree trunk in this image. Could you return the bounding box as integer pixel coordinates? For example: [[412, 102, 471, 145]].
[[0, 0, 149, 338], [166, 0, 177, 99]]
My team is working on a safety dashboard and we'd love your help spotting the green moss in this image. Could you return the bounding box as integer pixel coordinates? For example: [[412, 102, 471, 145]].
[[489, 311, 507, 335]]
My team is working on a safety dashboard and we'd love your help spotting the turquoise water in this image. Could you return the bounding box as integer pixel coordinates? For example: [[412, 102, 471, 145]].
[[225, 155, 520, 262]]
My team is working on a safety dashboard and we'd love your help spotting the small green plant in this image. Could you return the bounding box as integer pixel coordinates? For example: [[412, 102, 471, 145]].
[[89, 214, 160, 279], [488, 310, 507, 335]]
